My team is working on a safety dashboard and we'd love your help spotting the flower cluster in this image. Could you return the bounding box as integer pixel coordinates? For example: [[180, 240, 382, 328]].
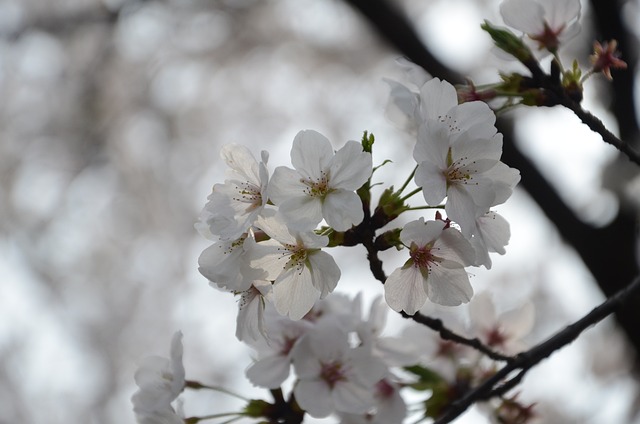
[[197, 130, 372, 339], [383, 76, 520, 314], [245, 295, 414, 422]]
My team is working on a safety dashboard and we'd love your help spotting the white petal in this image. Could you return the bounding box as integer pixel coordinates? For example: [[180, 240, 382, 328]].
[[220, 144, 261, 186], [445, 186, 485, 237], [291, 130, 334, 180], [426, 262, 473, 306], [540, 0, 581, 29], [246, 355, 291, 389], [272, 267, 320, 320], [400, 218, 444, 247], [468, 292, 497, 331], [278, 196, 323, 231], [477, 211, 511, 254], [268, 166, 306, 206], [329, 141, 372, 190], [333, 382, 375, 415], [307, 250, 341, 298], [322, 190, 364, 231], [418, 78, 458, 122], [501, 302, 535, 339], [294, 379, 335, 418], [384, 266, 427, 315], [415, 160, 448, 206], [500, 0, 545, 34], [383, 78, 420, 134], [414, 122, 450, 166], [435, 227, 476, 266], [254, 214, 296, 245]]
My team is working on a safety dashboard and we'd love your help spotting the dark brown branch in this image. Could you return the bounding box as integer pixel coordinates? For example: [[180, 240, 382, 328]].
[[435, 275, 640, 423], [402, 311, 513, 362]]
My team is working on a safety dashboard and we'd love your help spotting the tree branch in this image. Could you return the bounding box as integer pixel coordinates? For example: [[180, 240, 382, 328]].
[[434, 274, 640, 423]]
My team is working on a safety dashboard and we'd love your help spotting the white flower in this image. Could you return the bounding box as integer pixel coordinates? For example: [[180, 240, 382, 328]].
[[248, 212, 341, 320], [132, 332, 185, 423], [468, 292, 535, 354], [500, 0, 581, 52], [198, 234, 254, 292], [384, 218, 476, 314], [245, 318, 313, 389], [268, 130, 372, 232], [472, 211, 511, 269], [199, 144, 269, 240], [413, 78, 520, 237], [292, 320, 387, 418]]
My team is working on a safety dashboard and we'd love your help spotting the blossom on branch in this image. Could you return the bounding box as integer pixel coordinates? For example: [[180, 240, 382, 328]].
[[292, 319, 387, 418], [413, 78, 520, 238], [199, 144, 269, 240], [268, 130, 372, 232], [500, 0, 581, 53], [384, 218, 476, 314], [247, 212, 341, 320]]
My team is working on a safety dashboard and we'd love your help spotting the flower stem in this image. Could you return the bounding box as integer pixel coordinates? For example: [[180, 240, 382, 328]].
[[405, 205, 445, 211], [185, 380, 249, 401], [398, 165, 418, 194], [400, 187, 422, 202]]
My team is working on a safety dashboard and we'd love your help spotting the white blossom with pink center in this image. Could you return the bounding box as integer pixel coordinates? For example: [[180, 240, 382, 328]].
[[292, 319, 387, 418], [384, 218, 476, 315]]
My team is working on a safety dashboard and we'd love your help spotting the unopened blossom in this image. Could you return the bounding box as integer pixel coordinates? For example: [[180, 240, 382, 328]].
[[500, 0, 581, 53], [384, 218, 476, 315], [413, 78, 520, 237], [132, 331, 185, 423], [292, 320, 387, 418], [268, 130, 372, 232], [468, 292, 535, 354], [472, 211, 511, 269], [247, 212, 341, 320], [200, 144, 269, 240]]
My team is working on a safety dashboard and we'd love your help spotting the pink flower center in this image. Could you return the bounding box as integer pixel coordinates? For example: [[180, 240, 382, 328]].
[[320, 361, 347, 389], [530, 21, 564, 52]]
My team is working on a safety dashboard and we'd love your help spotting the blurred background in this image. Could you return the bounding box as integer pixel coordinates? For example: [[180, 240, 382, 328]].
[[1, 0, 639, 422]]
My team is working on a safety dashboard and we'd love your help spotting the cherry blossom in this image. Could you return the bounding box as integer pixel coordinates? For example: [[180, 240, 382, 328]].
[[245, 317, 313, 388], [198, 233, 253, 292], [268, 130, 372, 232], [468, 292, 535, 354], [199, 144, 269, 240], [500, 0, 581, 53], [247, 212, 341, 320], [131, 332, 185, 423], [384, 218, 476, 314], [413, 78, 520, 237], [292, 319, 387, 418]]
